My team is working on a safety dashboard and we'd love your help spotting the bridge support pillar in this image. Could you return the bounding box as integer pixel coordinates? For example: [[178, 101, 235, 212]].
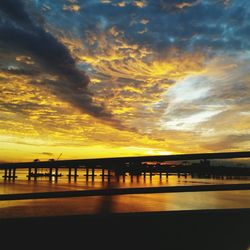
[[3, 169, 8, 180], [28, 168, 32, 180], [74, 167, 78, 182], [150, 169, 153, 180], [8, 168, 12, 180], [86, 167, 89, 182], [102, 168, 105, 182], [49, 168, 53, 181], [92, 167, 95, 182], [34, 167, 37, 181], [107, 169, 111, 182], [55, 167, 58, 182], [68, 167, 72, 182], [13, 168, 16, 180], [130, 174, 133, 183], [136, 175, 139, 182]]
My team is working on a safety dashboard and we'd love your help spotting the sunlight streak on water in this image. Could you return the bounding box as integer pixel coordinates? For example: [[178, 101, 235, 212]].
[[0, 168, 250, 219]]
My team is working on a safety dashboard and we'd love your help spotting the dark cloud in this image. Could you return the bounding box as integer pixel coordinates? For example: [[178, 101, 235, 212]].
[[0, 0, 111, 119], [1, 67, 39, 76], [0, 101, 45, 115], [40, 152, 54, 156], [0, 0, 32, 26]]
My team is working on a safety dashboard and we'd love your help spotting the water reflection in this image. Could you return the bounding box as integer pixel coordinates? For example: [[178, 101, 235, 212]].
[[0, 168, 250, 219], [1, 169, 250, 195], [0, 190, 250, 219], [98, 182, 117, 214]]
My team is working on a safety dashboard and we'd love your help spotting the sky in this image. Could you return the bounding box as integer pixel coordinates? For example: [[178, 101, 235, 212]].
[[0, 0, 249, 162]]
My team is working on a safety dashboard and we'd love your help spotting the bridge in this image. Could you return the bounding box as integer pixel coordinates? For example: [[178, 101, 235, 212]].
[[1, 151, 250, 181]]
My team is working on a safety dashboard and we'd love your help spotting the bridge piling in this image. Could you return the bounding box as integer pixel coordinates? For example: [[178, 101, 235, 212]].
[[55, 167, 58, 182], [3, 169, 8, 180], [130, 174, 133, 183], [74, 167, 78, 182], [101, 167, 105, 182], [150, 169, 153, 180], [107, 169, 111, 182], [92, 167, 95, 182], [68, 167, 72, 182], [136, 175, 139, 182], [8, 169, 11, 180], [28, 168, 32, 180], [13, 168, 16, 180], [49, 168, 53, 181], [86, 167, 89, 182], [34, 168, 37, 181]]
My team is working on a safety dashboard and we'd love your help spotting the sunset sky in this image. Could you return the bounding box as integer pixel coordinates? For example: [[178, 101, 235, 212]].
[[0, 0, 249, 162]]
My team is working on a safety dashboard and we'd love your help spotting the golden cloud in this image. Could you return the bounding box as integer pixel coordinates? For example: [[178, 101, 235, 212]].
[[1, 23, 249, 162], [176, 1, 200, 9], [62, 4, 81, 12], [132, 0, 147, 8]]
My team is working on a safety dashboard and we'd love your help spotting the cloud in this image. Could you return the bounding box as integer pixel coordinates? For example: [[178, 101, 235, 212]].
[[203, 134, 250, 151], [0, 0, 249, 160], [40, 152, 54, 156], [62, 4, 81, 12], [132, 0, 147, 8], [156, 53, 250, 153], [71, 28, 205, 129], [115, 2, 126, 7], [1, 66, 39, 76], [0, 0, 111, 120], [159, 0, 200, 12], [0, 0, 32, 26]]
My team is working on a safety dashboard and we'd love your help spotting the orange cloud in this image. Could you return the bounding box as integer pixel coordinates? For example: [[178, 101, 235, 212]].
[[62, 4, 80, 12], [176, 1, 200, 9], [132, 0, 147, 8], [1, 24, 249, 162]]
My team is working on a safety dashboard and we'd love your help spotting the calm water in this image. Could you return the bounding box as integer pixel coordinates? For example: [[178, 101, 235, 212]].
[[0, 169, 250, 218]]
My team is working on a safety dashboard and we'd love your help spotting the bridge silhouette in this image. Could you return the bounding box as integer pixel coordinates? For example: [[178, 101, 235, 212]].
[[1, 151, 250, 250], [1, 151, 250, 182]]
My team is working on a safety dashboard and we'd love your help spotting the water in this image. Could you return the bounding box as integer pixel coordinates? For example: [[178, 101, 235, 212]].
[[0, 169, 250, 219]]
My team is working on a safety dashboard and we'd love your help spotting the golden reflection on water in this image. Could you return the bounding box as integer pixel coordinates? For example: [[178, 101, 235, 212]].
[[0, 169, 250, 219], [1, 169, 250, 195], [0, 190, 250, 219]]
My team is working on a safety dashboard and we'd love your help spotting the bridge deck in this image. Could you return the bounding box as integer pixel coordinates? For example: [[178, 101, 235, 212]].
[[0, 151, 250, 169]]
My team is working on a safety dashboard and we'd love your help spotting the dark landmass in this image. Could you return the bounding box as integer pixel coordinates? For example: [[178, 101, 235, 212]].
[[1, 208, 249, 250]]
